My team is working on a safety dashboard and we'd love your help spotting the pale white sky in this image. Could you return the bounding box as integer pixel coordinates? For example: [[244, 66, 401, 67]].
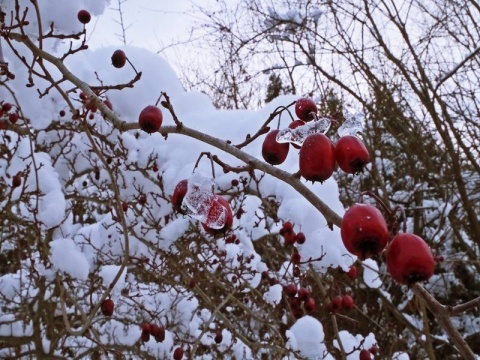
[[88, 0, 211, 57]]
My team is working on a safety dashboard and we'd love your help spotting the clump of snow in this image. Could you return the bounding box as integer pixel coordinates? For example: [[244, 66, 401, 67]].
[[362, 259, 383, 288], [49, 239, 90, 280], [263, 284, 283, 305], [288, 316, 330, 358], [99, 265, 127, 294]]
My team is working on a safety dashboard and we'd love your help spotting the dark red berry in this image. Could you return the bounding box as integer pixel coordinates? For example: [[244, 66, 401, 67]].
[[342, 294, 354, 309], [173, 347, 184, 360], [359, 349, 371, 360], [77, 10, 91, 24], [284, 283, 298, 297], [295, 98, 317, 122], [295, 232, 306, 244], [138, 105, 163, 134], [346, 265, 358, 279], [262, 130, 289, 165], [304, 297, 316, 313], [111, 50, 127, 68], [2, 103, 12, 112], [100, 299, 114, 316], [172, 179, 188, 214]]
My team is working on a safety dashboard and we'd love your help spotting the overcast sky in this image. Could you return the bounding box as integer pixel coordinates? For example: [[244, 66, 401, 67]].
[[88, 0, 211, 58]]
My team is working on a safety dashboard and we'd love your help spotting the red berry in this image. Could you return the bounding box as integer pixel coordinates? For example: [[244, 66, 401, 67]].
[[121, 202, 128, 212], [284, 231, 296, 245], [282, 221, 294, 232], [173, 347, 184, 360], [335, 135, 370, 174], [141, 323, 151, 333], [172, 179, 188, 214], [340, 204, 389, 260], [8, 113, 19, 124], [2, 102, 12, 112], [295, 98, 317, 122], [201, 195, 233, 235], [262, 129, 289, 165], [214, 330, 223, 344], [284, 283, 298, 297], [288, 119, 306, 149], [151, 324, 166, 342], [386, 233, 435, 285], [139, 194, 147, 205], [297, 287, 310, 301], [369, 345, 379, 355], [329, 295, 343, 313], [292, 306, 305, 319], [100, 299, 114, 316], [111, 50, 127, 68], [359, 349, 372, 360], [138, 105, 163, 134], [59, 110, 66, 117], [304, 297, 316, 313], [346, 265, 358, 279], [77, 10, 91, 24], [141, 329, 150, 342], [291, 252, 301, 264], [12, 174, 21, 188], [342, 294, 354, 309], [295, 232, 306, 244], [299, 133, 336, 183]]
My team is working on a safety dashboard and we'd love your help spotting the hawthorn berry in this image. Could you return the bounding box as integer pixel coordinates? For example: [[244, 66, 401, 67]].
[[172, 179, 188, 214], [201, 195, 233, 235], [386, 233, 435, 285], [295, 98, 317, 122], [100, 299, 114, 316], [138, 105, 163, 134], [262, 129, 289, 165], [214, 330, 223, 344], [111, 49, 127, 68], [291, 252, 301, 264], [8, 113, 19, 124], [284, 283, 298, 297], [297, 287, 310, 301], [335, 135, 370, 174], [2, 102, 12, 112], [12, 174, 21, 188], [340, 203, 389, 260], [299, 133, 336, 183], [77, 10, 91, 24], [295, 232, 306, 244], [173, 347, 184, 360], [59, 110, 66, 117], [304, 297, 316, 313], [342, 294, 355, 309], [346, 265, 358, 279], [359, 349, 372, 360]]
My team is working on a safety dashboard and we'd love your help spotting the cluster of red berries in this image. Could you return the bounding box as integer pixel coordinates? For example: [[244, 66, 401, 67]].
[[359, 345, 379, 360], [140, 323, 166, 343], [279, 221, 306, 245], [0, 102, 20, 126], [284, 283, 316, 319], [326, 293, 355, 313], [262, 97, 370, 182], [172, 179, 233, 235], [341, 203, 435, 285]]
